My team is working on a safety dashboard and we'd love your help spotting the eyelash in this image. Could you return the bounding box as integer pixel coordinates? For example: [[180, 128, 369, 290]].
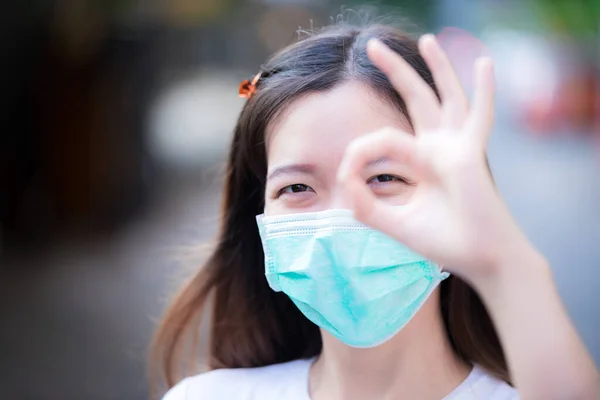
[[367, 174, 407, 185], [277, 184, 314, 197], [276, 174, 409, 197]]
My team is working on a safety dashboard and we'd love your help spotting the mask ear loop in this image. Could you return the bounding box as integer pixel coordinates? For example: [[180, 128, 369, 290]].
[[438, 264, 451, 280]]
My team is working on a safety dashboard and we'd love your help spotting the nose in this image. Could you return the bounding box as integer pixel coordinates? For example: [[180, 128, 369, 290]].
[[330, 186, 353, 210]]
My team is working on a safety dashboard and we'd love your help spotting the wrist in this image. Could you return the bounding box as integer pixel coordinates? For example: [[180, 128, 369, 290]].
[[470, 241, 552, 295]]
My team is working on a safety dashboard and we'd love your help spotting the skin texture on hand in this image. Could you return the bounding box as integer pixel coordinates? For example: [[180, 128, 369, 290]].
[[336, 35, 600, 399]]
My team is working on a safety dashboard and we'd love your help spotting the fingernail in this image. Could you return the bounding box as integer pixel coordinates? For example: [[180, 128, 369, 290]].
[[367, 38, 386, 52], [421, 33, 437, 44], [418, 34, 439, 61], [476, 57, 493, 70], [421, 33, 438, 48]]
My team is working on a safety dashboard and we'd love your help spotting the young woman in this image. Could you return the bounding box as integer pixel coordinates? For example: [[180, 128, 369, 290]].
[[152, 23, 599, 399]]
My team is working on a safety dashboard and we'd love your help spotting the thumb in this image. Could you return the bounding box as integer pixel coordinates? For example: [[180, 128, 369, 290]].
[[337, 128, 417, 235]]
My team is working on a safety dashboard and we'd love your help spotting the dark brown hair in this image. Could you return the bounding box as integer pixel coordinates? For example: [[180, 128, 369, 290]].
[[150, 23, 508, 394]]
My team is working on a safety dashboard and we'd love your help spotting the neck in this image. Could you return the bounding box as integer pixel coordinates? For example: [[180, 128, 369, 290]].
[[309, 294, 471, 400]]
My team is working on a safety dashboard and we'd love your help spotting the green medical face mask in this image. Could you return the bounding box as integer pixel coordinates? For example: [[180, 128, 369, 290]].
[[256, 209, 449, 348]]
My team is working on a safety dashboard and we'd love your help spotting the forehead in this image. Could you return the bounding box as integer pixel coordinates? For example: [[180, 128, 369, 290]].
[[266, 82, 409, 167]]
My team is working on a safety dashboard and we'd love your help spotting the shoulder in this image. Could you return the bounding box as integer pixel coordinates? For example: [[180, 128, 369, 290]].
[[445, 365, 520, 400], [161, 358, 313, 400]]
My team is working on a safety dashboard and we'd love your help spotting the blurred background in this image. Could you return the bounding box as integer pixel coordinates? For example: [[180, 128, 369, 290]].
[[0, 0, 598, 398]]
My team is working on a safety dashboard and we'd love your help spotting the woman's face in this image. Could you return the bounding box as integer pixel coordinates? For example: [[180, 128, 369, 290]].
[[264, 82, 417, 216]]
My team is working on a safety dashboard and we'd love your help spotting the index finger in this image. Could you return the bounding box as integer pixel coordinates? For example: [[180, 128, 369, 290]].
[[366, 38, 441, 133]]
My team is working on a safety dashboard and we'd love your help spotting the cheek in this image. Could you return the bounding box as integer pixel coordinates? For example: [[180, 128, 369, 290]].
[[264, 199, 283, 216], [374, 183, 418, 206], [264, 195, 324, 216]]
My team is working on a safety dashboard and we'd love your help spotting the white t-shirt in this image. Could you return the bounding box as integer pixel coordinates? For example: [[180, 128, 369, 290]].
[[163, 358, 519, 400]]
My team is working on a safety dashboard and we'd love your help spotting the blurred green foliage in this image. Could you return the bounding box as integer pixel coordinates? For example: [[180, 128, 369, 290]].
[[344, 0, 436, 30], [530, 0, 600, 35]]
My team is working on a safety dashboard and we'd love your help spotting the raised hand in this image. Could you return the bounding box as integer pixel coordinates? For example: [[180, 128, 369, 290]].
[[338, 35, 600, 399], [337, 35, 531, 283]]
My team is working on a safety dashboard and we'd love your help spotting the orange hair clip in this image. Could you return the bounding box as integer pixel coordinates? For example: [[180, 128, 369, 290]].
[[239, 73, 261, 99]]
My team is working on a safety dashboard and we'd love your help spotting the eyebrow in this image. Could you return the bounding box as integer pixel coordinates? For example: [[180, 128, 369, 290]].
[[266, 158, 392, 181], [367, 157, 390, 167], [267, 163, 316, 181]]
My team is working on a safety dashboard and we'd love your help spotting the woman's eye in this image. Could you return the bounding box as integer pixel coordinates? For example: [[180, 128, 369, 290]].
[[367, 174, 402, 184], [278, 184, 314, 196]]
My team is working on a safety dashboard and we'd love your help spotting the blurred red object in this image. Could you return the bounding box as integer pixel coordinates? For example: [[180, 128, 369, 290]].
[[525, 65, 599, 136], [558, 66, 598, 130]]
